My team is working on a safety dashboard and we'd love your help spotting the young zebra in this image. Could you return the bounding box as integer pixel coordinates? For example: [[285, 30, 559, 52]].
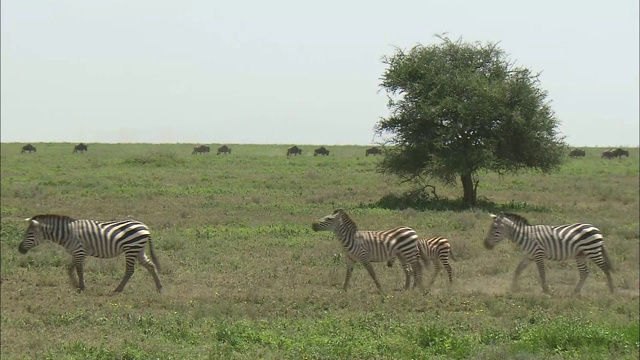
[[18, 214, 163, 293], [311, 209, 422, 293], [387, 236, 455, 286], [484, 212, 614, 294]]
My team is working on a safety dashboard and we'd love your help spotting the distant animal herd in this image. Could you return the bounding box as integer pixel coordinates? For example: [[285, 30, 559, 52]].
[[18, 144, 633, 161], [18, 144, 387, 158], [569, 147, 630, 159]]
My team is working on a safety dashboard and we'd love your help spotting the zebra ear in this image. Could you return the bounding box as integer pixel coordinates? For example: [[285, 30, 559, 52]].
[[28, 218, 40, 226], [489, 213, 497, 219]]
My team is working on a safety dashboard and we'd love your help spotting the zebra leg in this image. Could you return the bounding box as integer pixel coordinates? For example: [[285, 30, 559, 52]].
[[511, 258, 531, 292], [138, 252, 164, 293], [361, 261, 383, 293], [594, 249, 615, 293], [114, 255, 137, 293], [69, 256, 86, 290], [343, 259, 355, 291], [443, 258, 453, 284], [67, 263, 79, 288], [398, 259, 412, 290], [428, 261, 441, 287], [533, 258, 550, 294], [574, 255, 589, 295], [412, 259, 424, 289]]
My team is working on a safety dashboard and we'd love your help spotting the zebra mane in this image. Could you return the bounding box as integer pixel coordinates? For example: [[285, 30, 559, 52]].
[[30, 214, 76, 224], [501, 212, 530, 225], [336, 209, 358, 231]]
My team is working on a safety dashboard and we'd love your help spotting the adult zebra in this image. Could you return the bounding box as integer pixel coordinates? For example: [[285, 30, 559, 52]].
[[483, 212, 613, 294], [387, 236, 455, 286], [18, 215, 164, 293], [311, 208, 422, 293]]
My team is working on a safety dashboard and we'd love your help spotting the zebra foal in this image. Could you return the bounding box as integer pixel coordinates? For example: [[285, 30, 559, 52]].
[[483, 212, 613, 294], [18, 215, 163, 293], [311, 209, 422, 293], [387, 236, 455, 286]]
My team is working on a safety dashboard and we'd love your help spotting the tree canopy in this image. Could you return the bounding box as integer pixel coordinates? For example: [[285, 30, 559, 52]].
[[375, 35, 567, 206]]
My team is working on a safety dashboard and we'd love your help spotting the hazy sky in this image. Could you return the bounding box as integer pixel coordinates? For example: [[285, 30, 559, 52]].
[[1, 1, 638, 146]]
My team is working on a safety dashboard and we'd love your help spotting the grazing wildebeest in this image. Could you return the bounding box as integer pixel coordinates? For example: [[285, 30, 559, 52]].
[[217, 145, 231, 155], [73, 143, 88, 153], [21, 144, 36, 153], [569, 149, 585, 158], [365, 147, 381, 156], [314, 146, 330, 156], [192, 145, 210, 154], [611, 148, 629, 158], [287, 146, 302, 157], [601, 150, 615, 159]]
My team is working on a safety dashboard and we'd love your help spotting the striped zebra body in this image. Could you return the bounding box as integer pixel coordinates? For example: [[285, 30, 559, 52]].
[[387, 236, 454, 286], [484, 212, 613, 294], [311, 209, 422, 293], [18, 214, 163, 293]]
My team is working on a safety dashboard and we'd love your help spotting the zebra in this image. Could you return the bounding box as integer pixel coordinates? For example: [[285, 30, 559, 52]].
[[483, 212, 614, 294], [311, 208, 422, 293], [18, 214, 164, 293], [387, 236, 455, 286]]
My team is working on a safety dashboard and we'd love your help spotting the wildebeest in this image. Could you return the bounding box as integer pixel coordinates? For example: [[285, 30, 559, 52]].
[[313, 146, 330, 156], [365, 147, 381, 156], [611, 148, 629, 158], [287, 146, 302, 157], [569, 149, 585, 158], [192, 145, 210, 154], [601, 150, 615, 159], [21, 144, 36, 153], [73, 143, 88, 153], [217, 145, 231, 155]]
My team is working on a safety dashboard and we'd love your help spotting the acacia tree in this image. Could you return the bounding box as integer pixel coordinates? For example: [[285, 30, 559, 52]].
[[375, 36, 567, 206]]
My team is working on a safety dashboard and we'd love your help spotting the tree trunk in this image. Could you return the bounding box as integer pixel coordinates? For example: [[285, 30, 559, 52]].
[[460, 172, 477, 206]]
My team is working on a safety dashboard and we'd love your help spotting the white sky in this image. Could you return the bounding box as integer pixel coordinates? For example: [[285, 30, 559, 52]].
[[1, 0, 638, 146]]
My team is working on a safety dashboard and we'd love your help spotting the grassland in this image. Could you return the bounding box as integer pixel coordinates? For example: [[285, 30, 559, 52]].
[[1, 143, 638, 359]]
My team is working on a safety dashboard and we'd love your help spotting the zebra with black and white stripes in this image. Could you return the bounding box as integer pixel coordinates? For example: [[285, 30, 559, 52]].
[[387, 236, 455, 286], [311, 208, 422, 293], [18, 214, 164, 293], [483, 212, 614, 294]]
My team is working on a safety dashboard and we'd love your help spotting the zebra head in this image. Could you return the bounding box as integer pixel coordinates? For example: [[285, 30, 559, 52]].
[[484, 213, 515, 250], [18, 215, 74, 254], [18, 218, 46, 254], [311, 209, 346, 232]]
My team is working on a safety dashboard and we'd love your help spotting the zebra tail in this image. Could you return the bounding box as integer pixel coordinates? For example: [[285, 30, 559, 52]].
[[602, 247, 614, 273], [449, 248, 457, 262], [148, 236, 161, 272]]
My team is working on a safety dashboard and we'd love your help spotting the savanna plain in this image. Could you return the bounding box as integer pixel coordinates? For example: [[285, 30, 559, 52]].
[[1, 143, 638, 359]]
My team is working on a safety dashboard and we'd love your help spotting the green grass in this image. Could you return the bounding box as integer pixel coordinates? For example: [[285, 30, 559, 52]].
[[1, 143, 638, 359]]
